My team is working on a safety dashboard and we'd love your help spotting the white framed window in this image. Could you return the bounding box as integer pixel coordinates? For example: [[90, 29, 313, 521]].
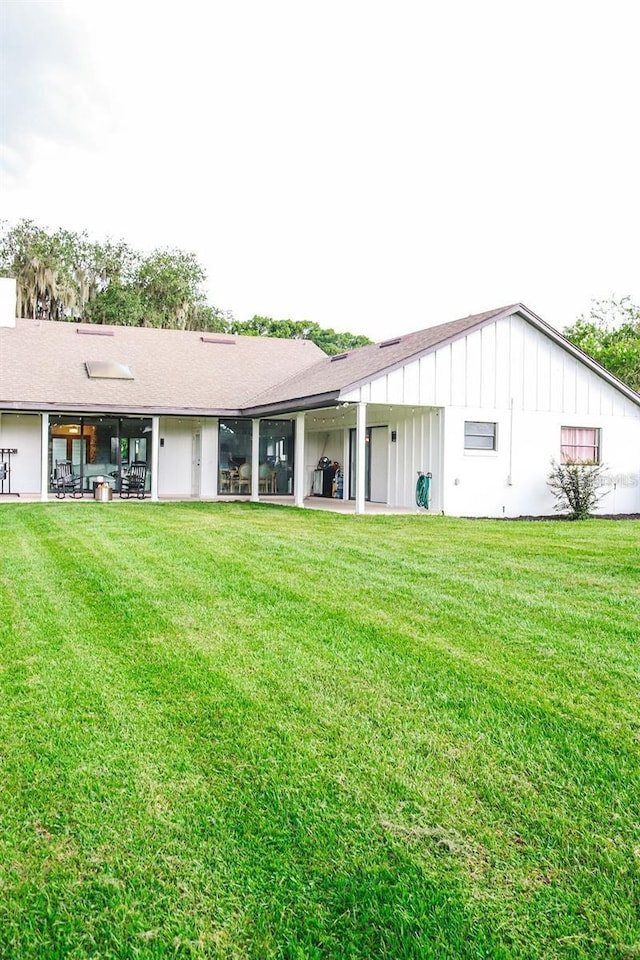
[[464, 421, 497, 451], [560, 426, 600, 464]]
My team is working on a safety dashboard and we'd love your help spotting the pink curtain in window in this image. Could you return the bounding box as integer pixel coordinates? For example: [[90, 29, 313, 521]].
[[561, 427, 598, 462]]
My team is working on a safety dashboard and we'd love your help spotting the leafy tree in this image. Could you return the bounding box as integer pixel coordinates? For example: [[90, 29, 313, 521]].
[[229, 317, 299, 339], [135, 248, 206, 329], [229, 316, 371, 355], [0, 220, 220, 330], [0, 219, 89, 320], [81, 238, 138, 302], [0, 220, 371, 349], [564, 297, 640, 391], [185, 303, 233, 333], [0, 219, 139, 322], [84, 281, 146, 327], [311, 325, 372, 355]]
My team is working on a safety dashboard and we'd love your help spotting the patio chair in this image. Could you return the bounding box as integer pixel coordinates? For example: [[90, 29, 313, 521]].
[[53, 459, 83, 499], [219, 468, 231, 493], [258, 462, 276, 494], [120, 461, 147, 499], [236, 462, 251, 494]]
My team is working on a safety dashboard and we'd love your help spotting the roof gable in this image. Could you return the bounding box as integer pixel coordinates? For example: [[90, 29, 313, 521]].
[[244, 305, 517, 409], [245, 303, 640, 411]]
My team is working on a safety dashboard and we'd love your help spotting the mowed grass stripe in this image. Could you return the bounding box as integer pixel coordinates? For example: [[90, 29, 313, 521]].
[[0, 503, 638, 959], [2, 510, 502, 958]]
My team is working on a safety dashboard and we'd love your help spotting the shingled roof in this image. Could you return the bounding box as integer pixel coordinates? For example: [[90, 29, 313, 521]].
[[0, 319, 326, 414], [4, 304, 637, 416]]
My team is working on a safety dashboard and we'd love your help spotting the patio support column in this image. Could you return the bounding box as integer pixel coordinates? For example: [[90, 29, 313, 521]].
[[294, 411, 305, 508], [355, 401, 367, 515], [151, 416, 160, 501], [251, 418, 260, 502], [341, 427, 350, 501], [40, 412, 49, 501]]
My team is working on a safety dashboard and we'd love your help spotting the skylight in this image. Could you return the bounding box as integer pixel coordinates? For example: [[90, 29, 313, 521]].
[[85, 361, 134, 379]]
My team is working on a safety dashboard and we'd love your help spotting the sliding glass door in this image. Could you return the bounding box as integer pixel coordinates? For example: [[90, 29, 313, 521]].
[[49, 416, 152, 494], [218, 418, 294, 495]]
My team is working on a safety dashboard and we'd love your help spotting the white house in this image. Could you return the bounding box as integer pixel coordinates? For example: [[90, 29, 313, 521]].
[[1, 277, 638, 516]]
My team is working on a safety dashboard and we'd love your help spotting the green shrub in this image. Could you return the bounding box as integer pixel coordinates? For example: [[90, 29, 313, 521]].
[[547, 458, 609, 519]]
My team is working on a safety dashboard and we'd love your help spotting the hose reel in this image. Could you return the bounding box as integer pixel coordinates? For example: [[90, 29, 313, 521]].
[[416, 471, 432, 509]]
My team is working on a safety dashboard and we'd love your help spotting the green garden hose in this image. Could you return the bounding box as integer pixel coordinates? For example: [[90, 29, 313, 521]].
[[416, 472, 431, 509]]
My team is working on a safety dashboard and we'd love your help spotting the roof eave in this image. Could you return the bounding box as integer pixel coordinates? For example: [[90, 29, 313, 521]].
[[241, 391, 341, 417], [0, 401, 245, 417]]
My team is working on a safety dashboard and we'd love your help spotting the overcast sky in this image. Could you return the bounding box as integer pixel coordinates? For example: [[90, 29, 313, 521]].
[[1, 0, 638, 339]]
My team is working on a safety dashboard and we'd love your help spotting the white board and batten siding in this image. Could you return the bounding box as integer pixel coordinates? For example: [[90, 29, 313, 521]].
[[342, 312, 640, 516], [386, 408, 443, 512], [342, 314, 638, 416]]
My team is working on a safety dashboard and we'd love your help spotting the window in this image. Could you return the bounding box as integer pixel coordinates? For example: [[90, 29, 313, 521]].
[[560, 427, 600, 464], [464, 421, 496, 451]]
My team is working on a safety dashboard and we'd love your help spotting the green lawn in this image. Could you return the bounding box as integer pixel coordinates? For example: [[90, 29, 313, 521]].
[[0, 503, 638, 960]]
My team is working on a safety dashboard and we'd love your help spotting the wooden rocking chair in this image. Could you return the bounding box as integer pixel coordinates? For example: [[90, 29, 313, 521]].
[[53, 460, 83, 499], [120, 462, 147, 499]]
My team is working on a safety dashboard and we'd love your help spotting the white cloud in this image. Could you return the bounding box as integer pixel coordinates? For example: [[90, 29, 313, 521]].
[[2, 0, 639, 338], [0, 0, 105, 174]]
